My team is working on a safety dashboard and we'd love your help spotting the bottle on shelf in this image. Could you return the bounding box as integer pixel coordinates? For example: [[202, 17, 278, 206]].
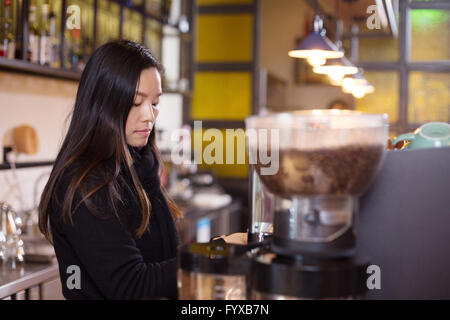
[[0, 0, 16, 59], [66, 27, 82, 71], [80, 34, 93, 71], [78, 2, 94, 72], [39, 2, 51, 66], [65, 27, 73, 70], [49, 0, 60, 68], [73, 27, 82, 71], [28, 0, 40, 63]]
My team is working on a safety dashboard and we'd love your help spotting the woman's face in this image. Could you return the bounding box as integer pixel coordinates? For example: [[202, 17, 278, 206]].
[[125, 67, 162, 147]]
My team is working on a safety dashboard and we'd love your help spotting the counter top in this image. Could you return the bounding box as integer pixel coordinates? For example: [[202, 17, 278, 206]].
[[0, 261, 59, 299]]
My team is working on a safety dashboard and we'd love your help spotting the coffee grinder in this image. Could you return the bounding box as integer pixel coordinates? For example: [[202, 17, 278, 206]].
[[245, 110, 388, 299]]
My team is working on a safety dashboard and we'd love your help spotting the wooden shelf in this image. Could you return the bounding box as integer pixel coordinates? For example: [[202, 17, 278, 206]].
[[0, 58, 192, 97], [0, 0, 191, 82], [0, 160, 54, 171], [0, 58, 81, 81]]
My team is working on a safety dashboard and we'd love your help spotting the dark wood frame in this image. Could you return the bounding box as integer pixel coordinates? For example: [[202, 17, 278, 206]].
[[187, 1, 261, 202], [0, 0, 188, 81], [306, 0, 449, 133], [184, 0, 260, 127], [356, 0, 450, 134]]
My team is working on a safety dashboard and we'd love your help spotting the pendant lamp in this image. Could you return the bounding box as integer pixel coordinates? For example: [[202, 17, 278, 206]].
[[288, 15, 344, 67], [313, 56, 358, 81]]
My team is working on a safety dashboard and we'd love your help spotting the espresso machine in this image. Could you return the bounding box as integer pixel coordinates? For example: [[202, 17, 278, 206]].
[[0, 201, 25, 265], [245, 110, 388, 299]]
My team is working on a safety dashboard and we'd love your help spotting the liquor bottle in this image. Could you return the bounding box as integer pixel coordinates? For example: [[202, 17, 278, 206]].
[[28, 0, 40, 63], [49, 0, 59, 67], [71, 27, 82, 71], [39, 3, 51, 66], [80, 35, 93, 71], [79, 3, 95, 72], [65, 26, 81, 71], [0, 0, 16, 59]]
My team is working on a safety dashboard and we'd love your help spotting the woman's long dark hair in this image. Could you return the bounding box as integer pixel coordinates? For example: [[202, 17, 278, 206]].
[[39, 40, 182, 242]]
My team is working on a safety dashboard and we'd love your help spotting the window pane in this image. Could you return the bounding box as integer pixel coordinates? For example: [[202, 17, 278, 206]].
[[408, 72, 450, 123], [144, 19, 162, 61], [359, 37, 398, 62], [411, 9, 450, 61], [196, 14, 253, 62], [192, 71, 252, 120], [123, 8, 143, 43], [146, 0, 163, 16], [97, 0, 120, 46], [355, 71, 399, 124]]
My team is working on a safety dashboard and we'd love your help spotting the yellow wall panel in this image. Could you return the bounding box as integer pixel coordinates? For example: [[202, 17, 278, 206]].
[[359, 37, 398, 62], [355, 71, 399, 124], [123, 9, 143, 42], [192, 128, 249, 178], [192, 72, 252, 120], [97, 0, 120, 45], [197, 0, 253, 6], [204, 162, 248, 178], [408, 72, 450, 123], [196, 14, 253, 62]]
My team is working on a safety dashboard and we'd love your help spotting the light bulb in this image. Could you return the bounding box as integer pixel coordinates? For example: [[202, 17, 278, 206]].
[[328, 69, 344, 81], [342, 78, 355, 93], [352, 86, 366, 99], [178, 16, 190, 33], [306, 51, 326, 67], [330, 78, 343, 86], [365, 84, 375, 94]]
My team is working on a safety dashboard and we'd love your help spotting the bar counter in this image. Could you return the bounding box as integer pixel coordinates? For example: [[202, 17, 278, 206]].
[[0, 261, 63, 300]]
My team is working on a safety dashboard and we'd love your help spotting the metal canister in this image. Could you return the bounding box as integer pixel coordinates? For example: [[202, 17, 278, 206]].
[[178, 239, 253, 300], [250, 253, 369, 300]]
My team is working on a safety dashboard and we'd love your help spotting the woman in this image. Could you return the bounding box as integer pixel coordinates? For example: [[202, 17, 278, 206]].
[[38, 40, 182, 300]]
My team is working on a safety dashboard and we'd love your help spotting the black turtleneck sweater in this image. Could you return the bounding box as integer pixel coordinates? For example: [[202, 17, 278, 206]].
[[50, 144, 179, 300]]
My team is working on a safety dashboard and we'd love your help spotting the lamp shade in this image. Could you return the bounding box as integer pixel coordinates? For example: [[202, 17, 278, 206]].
[[352, 80, 375, 99], [313, 56, 359, 81], [288, 31, 344, 67], [342, 73, 366, 93]]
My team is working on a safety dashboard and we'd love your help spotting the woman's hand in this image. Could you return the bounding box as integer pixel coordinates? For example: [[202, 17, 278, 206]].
[[213, 232, 248, 245]]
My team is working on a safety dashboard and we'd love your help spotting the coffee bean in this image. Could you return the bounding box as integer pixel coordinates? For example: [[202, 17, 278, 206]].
[[254, 145, 384, 197]]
